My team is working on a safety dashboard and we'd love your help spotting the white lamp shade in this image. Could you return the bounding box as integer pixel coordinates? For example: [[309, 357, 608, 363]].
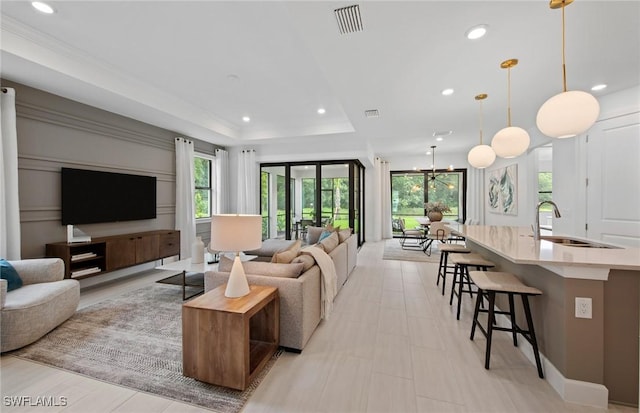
[[536, 90, 600, 139], [209, 214, 262, 253], [467, 144, 496, 169], [491, 126, 530, 158]]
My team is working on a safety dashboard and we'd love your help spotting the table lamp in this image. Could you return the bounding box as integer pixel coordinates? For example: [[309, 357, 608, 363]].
[[209, 214, 262, 298]]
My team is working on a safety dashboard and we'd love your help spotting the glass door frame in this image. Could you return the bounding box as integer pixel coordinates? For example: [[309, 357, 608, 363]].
[[260, 159, 365, 246]]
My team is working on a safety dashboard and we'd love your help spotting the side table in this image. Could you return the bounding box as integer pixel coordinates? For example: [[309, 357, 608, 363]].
[[182, 284, 279, 390]]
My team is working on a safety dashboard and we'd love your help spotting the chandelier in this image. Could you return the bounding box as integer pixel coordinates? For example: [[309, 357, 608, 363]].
[[427, 145, 455, 190]]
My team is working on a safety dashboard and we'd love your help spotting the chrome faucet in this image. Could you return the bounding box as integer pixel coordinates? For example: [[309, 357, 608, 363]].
[[534, 201, 561, 240]]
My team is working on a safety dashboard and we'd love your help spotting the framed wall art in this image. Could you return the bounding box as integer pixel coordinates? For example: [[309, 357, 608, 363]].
[[488, 164, 518, 215]]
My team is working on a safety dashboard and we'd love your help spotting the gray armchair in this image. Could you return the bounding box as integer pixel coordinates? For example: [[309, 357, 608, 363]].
[[1, 258, 80, 352]]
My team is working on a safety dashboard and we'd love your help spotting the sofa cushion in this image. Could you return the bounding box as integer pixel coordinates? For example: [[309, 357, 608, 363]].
[[271, 240, 301, 264], [318, 231, 340, 253], [245, 239, 296, 258], [1, 259, 23, 292], [219, 256, 305, 278], [291, 253, 315, 272], [338, 228, 352, 243]]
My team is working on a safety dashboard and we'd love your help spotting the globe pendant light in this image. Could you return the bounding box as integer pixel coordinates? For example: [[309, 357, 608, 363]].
[[536, 0, 600, 138], [492, 59, 530, 158], [468, 94, 496, 169]]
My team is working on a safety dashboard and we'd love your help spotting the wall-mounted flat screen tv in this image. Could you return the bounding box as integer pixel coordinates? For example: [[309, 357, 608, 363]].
[[61, 168, 157, 225]]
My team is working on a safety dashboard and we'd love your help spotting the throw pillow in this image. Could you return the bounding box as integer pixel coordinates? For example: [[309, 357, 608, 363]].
[[291, 253, 315, 272], [306, 226, 324, 244], [338, 228, 352, 243], [319, 231, 339, 253], [271, 240, 301, 264], [318, 230, 333, 242], [0, 259, 23, 291], [218, 256, 304, 278]]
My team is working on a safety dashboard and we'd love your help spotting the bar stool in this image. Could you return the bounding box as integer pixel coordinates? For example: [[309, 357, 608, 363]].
[[468, 271, 544, 378], [449, 253, 495, 320], [437, 244, 471, 296]]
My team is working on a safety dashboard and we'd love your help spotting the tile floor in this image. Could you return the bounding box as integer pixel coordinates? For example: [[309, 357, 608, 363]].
[[1, 241, 636, 412]]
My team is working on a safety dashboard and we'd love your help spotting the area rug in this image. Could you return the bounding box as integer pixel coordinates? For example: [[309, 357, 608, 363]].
[[382, 238, 441, 262], [11, 284, 281, 413]]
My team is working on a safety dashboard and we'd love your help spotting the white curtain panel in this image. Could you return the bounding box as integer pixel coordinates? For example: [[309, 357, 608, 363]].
[[237, 149, 258, 214], [380, 159, 393, 239], [467, 167, 484, 224], [175, 137, 196, 258], [0, 87, 21, 260], [214, 148, 230, 214]]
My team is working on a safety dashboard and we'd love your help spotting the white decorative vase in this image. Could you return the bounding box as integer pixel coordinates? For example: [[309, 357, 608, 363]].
[[191, 236, 204, 264]]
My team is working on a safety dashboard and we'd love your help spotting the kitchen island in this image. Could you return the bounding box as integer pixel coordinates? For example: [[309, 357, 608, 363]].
[[451, 224, 640, 408]]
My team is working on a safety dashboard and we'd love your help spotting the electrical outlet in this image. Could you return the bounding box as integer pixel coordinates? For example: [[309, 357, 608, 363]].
[[575, 297, 593, 319]]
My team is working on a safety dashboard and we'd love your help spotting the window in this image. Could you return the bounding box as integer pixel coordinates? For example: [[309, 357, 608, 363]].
[[391, 170, 466, 235], [538, 172, 553, 229], [194, 154, 212, 219]]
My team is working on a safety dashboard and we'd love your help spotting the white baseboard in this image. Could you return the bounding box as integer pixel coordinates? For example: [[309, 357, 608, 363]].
[[494, 314, 609, 408]]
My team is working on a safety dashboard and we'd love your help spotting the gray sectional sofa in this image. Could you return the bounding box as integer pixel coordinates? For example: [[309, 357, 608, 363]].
[[204, 229, 357, 351]]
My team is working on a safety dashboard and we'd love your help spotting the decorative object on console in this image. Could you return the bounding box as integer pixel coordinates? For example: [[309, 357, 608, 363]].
[[488, 164, 518, 215], [491, 59, 530, 158], [467, 94, 496, 169], [209, 214, 262, 298], [191, 236, 204, 264], [536, 0, 600, 138], [66, 225, 91, 243]]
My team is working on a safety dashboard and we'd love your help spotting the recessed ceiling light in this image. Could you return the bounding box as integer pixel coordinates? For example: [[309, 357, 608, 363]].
[[426, 151, 432, 155], [317, 108, 326, 114], [441, 88, 454, 96], [436, 137, 444, 142], [465, 24, 488, 40], [591, 84, 607, 91], [32, 1, 54, 14], [242, 116, 250, 123]]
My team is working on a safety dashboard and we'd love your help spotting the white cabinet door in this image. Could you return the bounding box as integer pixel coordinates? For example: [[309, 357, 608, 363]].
[[586, 112, 640, 247]]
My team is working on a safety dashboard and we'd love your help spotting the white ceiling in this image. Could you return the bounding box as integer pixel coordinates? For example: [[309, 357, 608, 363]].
[[1, 1, 639, 159]]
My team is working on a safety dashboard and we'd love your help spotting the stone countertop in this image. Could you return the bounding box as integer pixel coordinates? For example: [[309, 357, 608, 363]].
[[451, 224, 640, 271]]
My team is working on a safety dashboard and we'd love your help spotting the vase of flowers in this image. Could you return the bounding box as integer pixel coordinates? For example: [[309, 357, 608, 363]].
[[425, 202, 450, 222]]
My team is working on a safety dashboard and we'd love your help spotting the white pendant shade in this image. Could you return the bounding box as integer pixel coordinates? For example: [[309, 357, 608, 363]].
[[536, 90, 600, 138], [491, 126, 530, 158], [467, 144, 496, 169]]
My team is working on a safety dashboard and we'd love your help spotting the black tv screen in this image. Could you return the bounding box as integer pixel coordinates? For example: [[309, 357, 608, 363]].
[[61, 168, 157, 225]]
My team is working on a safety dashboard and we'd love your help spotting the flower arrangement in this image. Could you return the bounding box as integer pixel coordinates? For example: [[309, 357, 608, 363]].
[[424, 201, 451, 213]]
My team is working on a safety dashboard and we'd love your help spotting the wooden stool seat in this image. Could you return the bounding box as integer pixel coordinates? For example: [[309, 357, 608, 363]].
[[449, 253, 495, 320], [450, 253, 494, 267], [436, 245, 471, 296], [468, 271, 544, 379]]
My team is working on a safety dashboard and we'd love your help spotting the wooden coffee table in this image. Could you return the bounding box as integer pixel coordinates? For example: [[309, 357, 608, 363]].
[[182, 284, 279, 390]]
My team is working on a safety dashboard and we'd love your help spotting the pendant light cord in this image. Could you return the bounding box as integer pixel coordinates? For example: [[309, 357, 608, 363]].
[[562, 2, 568, 92], [507, 67, 512, 126], [479, 99, 484, 144]]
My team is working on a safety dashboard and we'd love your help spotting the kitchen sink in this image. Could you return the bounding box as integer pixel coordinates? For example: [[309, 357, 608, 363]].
[[534, 235, 620, 249]]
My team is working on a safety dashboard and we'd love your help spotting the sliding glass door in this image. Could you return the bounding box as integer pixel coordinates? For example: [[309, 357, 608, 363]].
[[260, 160, 365, 246], [391, 169, 466, 235]]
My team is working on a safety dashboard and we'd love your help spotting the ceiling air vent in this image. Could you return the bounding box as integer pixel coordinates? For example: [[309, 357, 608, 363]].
[[364, 109, 379, 118], [334, 5, 363, 35]]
